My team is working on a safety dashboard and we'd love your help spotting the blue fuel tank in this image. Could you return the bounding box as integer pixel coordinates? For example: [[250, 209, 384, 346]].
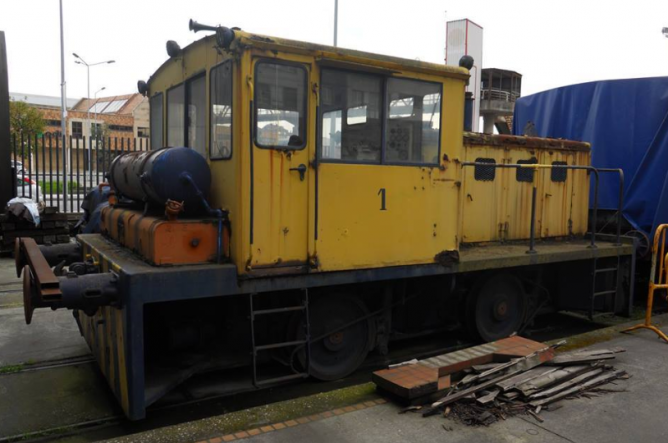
[[109, 147, 211, 211]]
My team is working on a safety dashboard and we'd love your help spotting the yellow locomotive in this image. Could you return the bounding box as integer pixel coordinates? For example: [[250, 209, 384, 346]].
[[16, 20, 634, 420]]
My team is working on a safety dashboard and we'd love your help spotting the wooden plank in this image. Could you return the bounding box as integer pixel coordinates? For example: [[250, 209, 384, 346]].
[[425, 346, 554, 414], [529, 368, 605, 400], [529, 370, 626, 407], [476, 389, 500, 405], [517, 365, 591, 396], [496, 366, 556, 392], [472, 363, 504, 372], [548, 348, 625, 366]]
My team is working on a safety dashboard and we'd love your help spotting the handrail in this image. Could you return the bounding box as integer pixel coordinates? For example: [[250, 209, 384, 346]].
[[460, 162, 625, 253], [480, 88, 521, 102], [622, 224, 668, 343]]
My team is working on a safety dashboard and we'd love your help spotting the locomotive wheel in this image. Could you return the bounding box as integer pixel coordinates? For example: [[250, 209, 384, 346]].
[[468, 274, 526, 342], [295, 295, 373, 381]]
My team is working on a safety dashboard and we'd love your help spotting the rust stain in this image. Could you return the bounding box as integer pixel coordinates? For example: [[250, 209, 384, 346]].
[[464, 132, 590, 152]]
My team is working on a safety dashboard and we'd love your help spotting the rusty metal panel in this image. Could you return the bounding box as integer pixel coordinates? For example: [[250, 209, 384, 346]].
[[503, 148, 540, 240], [461, 145, 506, 242], [462, 135, 591, 243]]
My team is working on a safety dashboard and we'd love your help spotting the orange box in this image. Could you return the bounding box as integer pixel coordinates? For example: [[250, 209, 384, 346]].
[[101, 206, 229, 265]]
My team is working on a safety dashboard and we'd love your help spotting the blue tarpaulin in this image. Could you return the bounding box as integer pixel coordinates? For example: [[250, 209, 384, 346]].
[[512, 77, 668, 239]]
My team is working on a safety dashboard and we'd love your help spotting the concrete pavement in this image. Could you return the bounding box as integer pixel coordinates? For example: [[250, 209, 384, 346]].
[[0, 258, 89, 367], [100, 317, 668, 443], [190, 330, 668, 443]]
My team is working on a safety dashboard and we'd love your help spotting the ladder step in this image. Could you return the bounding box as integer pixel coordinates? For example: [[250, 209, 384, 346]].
[[255, 339, 308, 352], [594, 267, 618, 273], [252, 306, 305, 316], [255, 372, 309, 386], [593, 289, 617, 297]]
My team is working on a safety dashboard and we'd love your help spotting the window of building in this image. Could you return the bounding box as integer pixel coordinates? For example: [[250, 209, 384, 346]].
[[211, 61, 233, 160], [516, 157, 538, 182], [150, 93, 163, 150], [320, 69, 382, 162], [108, 125, 133, 132], [385, 78, 441, 164], [187, 75, 206, 157], [71, 121, 83, 139], [551, 161, 567, 182], [167, 85, 185, 147], [137, 127, 149, 138], [255, 62, 307, 149], [474, 158, 496, 181]]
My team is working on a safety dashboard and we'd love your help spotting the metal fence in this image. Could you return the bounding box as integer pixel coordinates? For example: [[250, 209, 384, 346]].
[[10, 133, 150, 214]]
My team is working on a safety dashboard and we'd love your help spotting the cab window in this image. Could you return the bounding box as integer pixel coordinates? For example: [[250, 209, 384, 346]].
[[186, 75, 206, 157], [255, 62, 307, 149], [167, 84, 185, 146], [319, 71, 442, 166], [210, 61, 233, 160], [320, 69, 382, 162], [386, 78, 441, 164], [150, 93, 163, 150]]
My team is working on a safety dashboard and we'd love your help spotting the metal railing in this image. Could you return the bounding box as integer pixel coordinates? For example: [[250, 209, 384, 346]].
[[461, 162, 625, 253], [622, 223, 668, 342], [480, 88, 521, 103], [10, 133, 150, 214]]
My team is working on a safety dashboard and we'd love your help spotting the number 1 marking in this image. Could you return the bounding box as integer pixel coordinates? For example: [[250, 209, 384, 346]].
[[378, 188, 387, 211]]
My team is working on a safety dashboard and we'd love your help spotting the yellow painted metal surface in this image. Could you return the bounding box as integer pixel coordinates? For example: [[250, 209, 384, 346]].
[[461, 135, 591, 243], [77, 240, 130, 416], [145, 29, 591, 275], [247, 52, 314, 269]]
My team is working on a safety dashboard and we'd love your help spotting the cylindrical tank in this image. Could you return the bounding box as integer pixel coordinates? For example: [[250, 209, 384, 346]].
[[109, 147, 211, 210]]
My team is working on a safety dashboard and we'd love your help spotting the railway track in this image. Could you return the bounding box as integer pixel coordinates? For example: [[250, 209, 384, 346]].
[[0, 312, 611, 443], [0, 355, 94, 375]]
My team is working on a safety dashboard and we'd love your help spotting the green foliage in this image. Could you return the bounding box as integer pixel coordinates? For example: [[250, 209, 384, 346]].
[[0, 364, 24, 374], [91, 122, 110, 139], [39, 180, 80, 193], [9, 100, 45, 140]]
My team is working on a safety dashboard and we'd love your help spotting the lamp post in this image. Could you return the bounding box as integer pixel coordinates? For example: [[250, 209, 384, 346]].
[[73, 54, 114, 171], [93, 86, 105, 137], [334, 0, 339, 47]]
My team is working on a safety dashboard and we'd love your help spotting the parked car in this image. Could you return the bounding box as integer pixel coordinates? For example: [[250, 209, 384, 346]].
[[15, 175, 43, 204], [13, 160, 27, 175]]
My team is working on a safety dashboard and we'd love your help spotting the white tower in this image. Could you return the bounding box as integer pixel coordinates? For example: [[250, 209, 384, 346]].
[[445, 19, 483, 132]]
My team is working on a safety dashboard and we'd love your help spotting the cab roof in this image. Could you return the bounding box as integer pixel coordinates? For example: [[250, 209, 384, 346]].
[[148, 27, 470, 87]]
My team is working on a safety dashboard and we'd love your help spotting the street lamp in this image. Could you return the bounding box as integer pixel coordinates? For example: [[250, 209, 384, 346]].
[[93, 86, 106, 139], [73, 53, 114, 171]]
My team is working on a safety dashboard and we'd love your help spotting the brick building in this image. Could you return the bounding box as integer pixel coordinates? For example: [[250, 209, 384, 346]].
[[10, 92, 149, 172]]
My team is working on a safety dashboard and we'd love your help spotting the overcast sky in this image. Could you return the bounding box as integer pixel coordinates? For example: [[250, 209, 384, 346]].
[[1, 0, 668, 100]]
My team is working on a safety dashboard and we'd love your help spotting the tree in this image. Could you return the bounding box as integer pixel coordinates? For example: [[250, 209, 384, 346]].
[[9, 100, 45, 139], [91, 121, 110, 140]]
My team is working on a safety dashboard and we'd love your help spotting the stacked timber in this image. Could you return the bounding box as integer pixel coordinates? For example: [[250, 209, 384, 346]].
[[373, 337, 628, 426], [1, 207, 70, 254]]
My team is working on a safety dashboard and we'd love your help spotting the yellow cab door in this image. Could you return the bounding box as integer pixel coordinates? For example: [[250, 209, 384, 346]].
[[315, 68, 452, 271], [248, 56, 312, 271]]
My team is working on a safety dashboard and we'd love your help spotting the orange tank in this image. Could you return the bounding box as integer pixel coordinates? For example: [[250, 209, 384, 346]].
[[100, 206, 229, 266]]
